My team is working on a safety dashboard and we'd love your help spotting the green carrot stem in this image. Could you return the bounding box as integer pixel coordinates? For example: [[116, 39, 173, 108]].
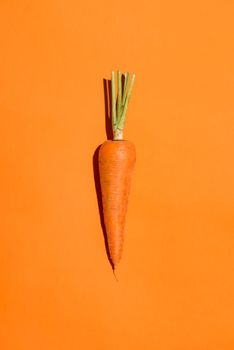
[[117, 73, 136, 131], [117, 70, 122, 124], [111, 71, 116, 130], [122, 72, 129, 106]]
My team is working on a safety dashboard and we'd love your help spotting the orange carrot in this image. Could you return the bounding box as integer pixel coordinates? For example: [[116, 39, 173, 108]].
[[98, 70, 136, 269]]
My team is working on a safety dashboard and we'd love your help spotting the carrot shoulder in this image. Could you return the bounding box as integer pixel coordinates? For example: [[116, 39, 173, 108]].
[[98, 70, 136, 270]]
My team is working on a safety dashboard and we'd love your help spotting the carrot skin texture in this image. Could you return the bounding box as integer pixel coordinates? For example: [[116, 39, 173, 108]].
[[98, 140, 136, 267]]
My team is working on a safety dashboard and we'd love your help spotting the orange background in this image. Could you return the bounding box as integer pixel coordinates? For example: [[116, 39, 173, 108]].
[[0, 1, 234, 349]]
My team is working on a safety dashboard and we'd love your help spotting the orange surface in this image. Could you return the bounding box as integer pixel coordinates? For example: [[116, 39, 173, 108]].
[[0, 1, 234, 349]]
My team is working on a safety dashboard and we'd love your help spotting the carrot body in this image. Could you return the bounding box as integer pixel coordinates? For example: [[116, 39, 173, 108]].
[[99, 140, 136, 268]]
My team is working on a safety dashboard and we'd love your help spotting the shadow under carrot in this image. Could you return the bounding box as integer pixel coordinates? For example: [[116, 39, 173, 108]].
[[92, 78, 113, 270]]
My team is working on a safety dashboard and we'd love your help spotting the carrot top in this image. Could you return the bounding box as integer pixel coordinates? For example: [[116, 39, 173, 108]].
[[111, 70, 136, 140]]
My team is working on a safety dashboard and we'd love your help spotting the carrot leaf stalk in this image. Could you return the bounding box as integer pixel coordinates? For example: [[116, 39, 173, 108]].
[[122, 71, 129, 107], [117, 70, 122, 124], [111, 71, 117, 131], [111, 70, 136, 140]]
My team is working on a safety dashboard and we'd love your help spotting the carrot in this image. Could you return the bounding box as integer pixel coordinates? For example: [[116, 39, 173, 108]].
[[99, 70, 136, 270]]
